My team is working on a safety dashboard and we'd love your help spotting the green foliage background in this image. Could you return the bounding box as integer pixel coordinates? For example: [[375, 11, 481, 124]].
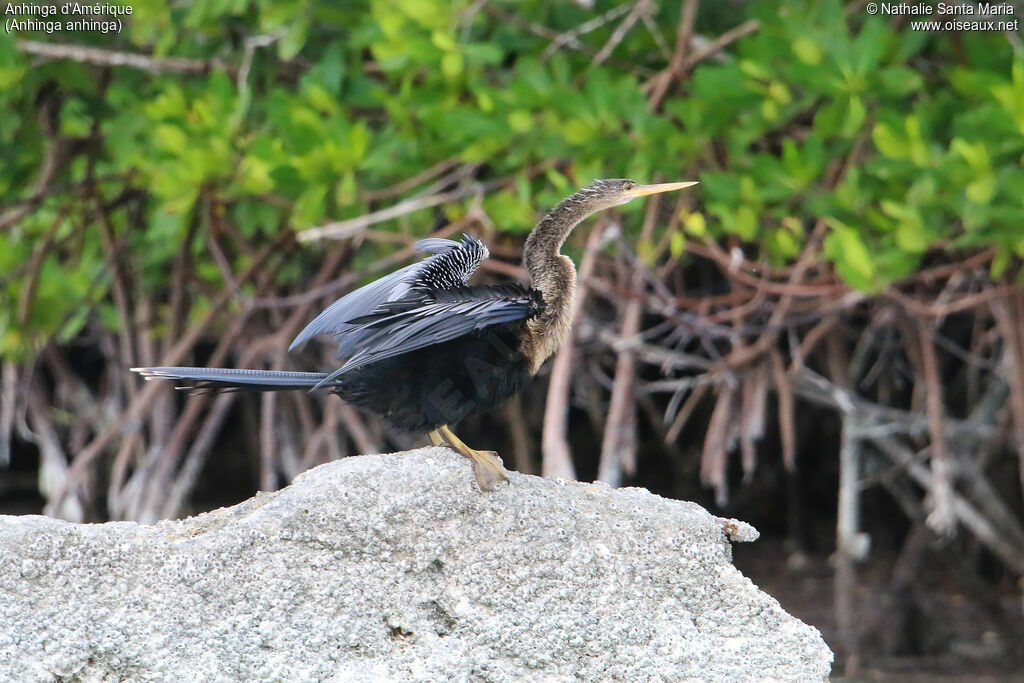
[[1, 0, 1023, 355]]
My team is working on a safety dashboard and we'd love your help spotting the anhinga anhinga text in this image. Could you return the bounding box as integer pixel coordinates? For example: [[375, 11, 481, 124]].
[[133, 178, 698, 489]]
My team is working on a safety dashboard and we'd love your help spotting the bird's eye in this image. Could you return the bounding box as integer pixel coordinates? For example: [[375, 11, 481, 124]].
[[623, 181, 634, 191]]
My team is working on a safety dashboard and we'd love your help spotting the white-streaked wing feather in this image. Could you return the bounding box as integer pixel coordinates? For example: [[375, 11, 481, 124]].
[[288, 235, 487, 353]]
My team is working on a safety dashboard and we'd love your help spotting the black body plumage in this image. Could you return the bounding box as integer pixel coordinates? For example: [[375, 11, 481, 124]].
[[334, 321, 534, 433], [322, 280, 543, 431]]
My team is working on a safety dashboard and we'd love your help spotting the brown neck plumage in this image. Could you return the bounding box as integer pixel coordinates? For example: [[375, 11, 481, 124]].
[[520, 195, 595, 373]]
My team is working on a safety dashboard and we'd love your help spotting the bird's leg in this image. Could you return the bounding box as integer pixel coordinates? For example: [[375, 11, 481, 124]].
[[428, 429, 446, 447], [437, 424, 508, 491]]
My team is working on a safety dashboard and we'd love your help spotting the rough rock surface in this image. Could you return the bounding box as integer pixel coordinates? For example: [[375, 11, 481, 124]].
[[0, 447, 832, 681]]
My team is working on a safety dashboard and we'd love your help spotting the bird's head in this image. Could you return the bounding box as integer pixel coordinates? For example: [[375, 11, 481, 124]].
[[575, 178, 699, 211], [524, 176, 700, 274]]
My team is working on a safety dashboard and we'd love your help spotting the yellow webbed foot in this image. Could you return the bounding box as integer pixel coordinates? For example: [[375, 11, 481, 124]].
[[436, 424, 509, 491], [468, 450, 509, 491]]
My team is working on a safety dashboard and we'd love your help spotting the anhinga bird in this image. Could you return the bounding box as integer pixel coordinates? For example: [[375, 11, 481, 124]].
[[133, 178, 697, 490]]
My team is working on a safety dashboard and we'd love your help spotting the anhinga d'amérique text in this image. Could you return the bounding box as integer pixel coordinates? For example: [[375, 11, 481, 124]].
[[133, 178, 698, 490]]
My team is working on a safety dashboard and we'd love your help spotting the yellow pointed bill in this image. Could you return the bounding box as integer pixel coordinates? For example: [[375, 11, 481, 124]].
[[625, 181, 699, 198]]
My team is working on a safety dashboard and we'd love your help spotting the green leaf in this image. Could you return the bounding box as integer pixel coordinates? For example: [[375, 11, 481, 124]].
[[991, 248, 1011, 279], [733, 206, 758, 240], [670, 230, 685, 258], [279, 17, 310, 60], [484, 190, 534, 231], [768, 226, 800, 260], [894, 215, 930, 253], [792, 37, 823, 66], [825, 218, 878, 291], [508, 109, 532, 133], [841, 96, 866, 138], [238, 154, 276, 194], [814, 98, 846, 137], [683, 211, 707, 238], [441, 52, 464, 79], [876, 67, 923, 96], [767, 81, 792, 105], [154, 125, 187, 154], [872, 122, 908, 159], [966, 174, 996, 204], [292, 185, 327, 229]]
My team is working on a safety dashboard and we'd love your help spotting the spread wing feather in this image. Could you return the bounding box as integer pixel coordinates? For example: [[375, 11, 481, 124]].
[[288, 234, 488, 353], [311, 285, 543, 390]]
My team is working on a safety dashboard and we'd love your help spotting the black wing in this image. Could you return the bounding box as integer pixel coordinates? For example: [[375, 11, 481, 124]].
[[289, 234, 488, 353], [311, 284, 543, 390]]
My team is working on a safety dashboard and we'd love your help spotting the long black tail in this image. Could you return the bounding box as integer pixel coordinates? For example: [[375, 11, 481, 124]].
[[131, 367, 336, 393]]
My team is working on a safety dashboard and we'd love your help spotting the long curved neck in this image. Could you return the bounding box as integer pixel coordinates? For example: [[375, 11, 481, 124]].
[[520, 194, 594, 373], [523, 197, 592, 282]]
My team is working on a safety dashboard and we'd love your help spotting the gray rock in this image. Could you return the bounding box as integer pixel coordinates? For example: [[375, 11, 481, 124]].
[[0, 447, 832, 681]]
